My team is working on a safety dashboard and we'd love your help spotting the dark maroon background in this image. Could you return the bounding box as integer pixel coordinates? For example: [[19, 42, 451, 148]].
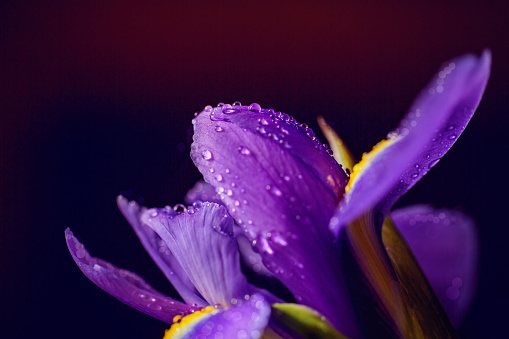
[[1, 1, 507, 338]]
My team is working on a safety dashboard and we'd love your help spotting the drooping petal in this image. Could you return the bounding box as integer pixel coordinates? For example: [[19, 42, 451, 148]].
[[391, 205, 479, 327], [331, 51, 491, 233], [165, 294, 272, 339], [65, 228, 197, 322], [117, 196, 207, 307], [140, 202, 274, 307], [191, 104, 359, 337]]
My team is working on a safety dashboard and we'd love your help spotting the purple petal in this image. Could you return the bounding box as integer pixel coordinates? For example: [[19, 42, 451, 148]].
[[182, 294, 271, 339], [184, 180, 223, 205], [186, 181, 272, 277], [65, 228, 197, 322], [191, 105, 358, 337], [236, 233, 273, 278], [391, 205, 479, 327], [140, 202, 270, 307], [332, 51, 491, 232], [117, 196, 207, 307]]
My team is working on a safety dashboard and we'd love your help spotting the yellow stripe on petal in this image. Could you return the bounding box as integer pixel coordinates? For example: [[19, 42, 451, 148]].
[[345, 134, 399, 193], [163, 306, 219, 339], [317, 116, 356, 172]]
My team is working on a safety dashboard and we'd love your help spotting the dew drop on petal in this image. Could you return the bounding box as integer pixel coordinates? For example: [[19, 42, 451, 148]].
[[215, 174, 223, 182], [249, 103, 261, 112], [238, 146, 251, 155], [428, 158, 440, 169], [446, 286, 460, 300], [202, 150, 213, 160], [215, 126, 223, 132]]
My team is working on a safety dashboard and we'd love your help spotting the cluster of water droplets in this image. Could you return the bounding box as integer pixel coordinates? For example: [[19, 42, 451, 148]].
[[199, 101, 336, 160], [429, 61, 456, 95]]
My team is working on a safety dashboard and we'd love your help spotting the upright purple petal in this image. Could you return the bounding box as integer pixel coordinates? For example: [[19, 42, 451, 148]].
[[391, 206, 479, 327], [140, 202, 274, 307], [117, 196, 207, 307], [332, 51, 491, 232], [65, 229, 197, 322], [181, 294, 272, 339], [191, 104, 359, 337]]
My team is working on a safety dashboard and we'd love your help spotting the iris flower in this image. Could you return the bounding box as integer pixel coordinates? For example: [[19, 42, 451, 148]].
[[66, 51, 491, 338]]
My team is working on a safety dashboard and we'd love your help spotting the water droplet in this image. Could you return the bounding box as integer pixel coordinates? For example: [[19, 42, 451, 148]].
[[269, 185, 282, 197], [411, 173, 419, 179], [225, 168, 230, 174], [215, 126, 223, 132], [249, 103, 261, 112], [447, 125, 455, 131], [209, 168, 215, 173], [448, 134, 457, 140], [300, 123, 308, 129], [257, 126, 266, 134], [223, 108, 238, 114], [238, 146, 251, 155], [326, 149, 334, 156], [174, 204, 187, 213], [202, 150, 213, 160], [217, 102, 225, 107], [258, 118, 269, 126], [428, 158, 440, 169], [233, 101, 242, 106], [204, 105, 213, 111], [226, 189, 233, 196], [215, 174, 223, 182]]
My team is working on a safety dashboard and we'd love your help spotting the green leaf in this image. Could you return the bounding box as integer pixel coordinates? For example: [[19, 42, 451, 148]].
[[271, 303, 348, 339]]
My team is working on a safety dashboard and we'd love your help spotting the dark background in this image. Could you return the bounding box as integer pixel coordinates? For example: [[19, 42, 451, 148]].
[[1, 1, 507, 338]]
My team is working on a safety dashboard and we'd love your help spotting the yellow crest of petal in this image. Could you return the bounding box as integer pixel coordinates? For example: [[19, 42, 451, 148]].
[[163, 306, 218, 339], [345, 135, 399, 193]]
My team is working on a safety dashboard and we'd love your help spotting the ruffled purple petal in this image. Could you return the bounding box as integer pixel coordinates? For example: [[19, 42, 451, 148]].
[[65, 228, 197, 322], [140, 202, 273, 307], [184, 294, 272, 339], [186, 181, 272, 277], [332, 51, 491, 232], [391, 205, 479, 327], [117, 196, 207, 307], [191, 105, 358, 337]]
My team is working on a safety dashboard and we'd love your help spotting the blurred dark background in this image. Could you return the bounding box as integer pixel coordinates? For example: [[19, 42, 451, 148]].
[[1, 1, 507, 338]]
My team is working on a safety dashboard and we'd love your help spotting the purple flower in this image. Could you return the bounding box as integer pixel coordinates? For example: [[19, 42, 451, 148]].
[[66, 51, 490, 338]]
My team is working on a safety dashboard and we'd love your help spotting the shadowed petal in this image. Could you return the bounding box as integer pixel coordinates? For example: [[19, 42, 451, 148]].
[[175, 294, 272, 339], [191, 105, 358, 337], [185, 181, 272, 277], [117, 196, 207, 307], [65, 228, 197, 322], [332, 51, 491, 233], [391, 206, 479, 327], [184, 180, 223, 205], [140, 202, 274, 307]]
